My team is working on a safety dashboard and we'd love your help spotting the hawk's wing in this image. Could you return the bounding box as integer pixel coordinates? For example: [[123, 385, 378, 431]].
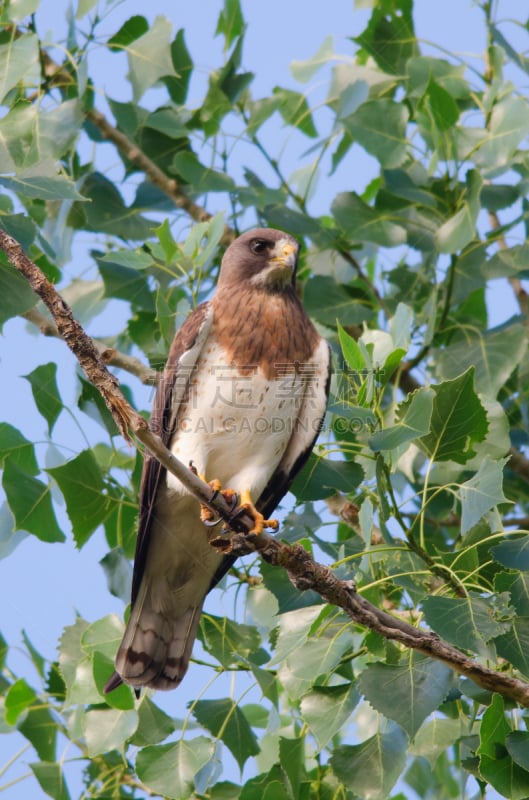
[[104, 301, 215, 693], [208, 338, 332, 590], [131, 301, 213, 604]]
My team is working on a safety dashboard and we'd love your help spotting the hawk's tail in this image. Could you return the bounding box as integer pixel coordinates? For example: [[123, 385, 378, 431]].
[[104, 587, 202, 692]]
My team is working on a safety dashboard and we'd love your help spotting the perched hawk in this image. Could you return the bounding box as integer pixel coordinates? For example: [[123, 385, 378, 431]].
[[105, 228, 331, 692]]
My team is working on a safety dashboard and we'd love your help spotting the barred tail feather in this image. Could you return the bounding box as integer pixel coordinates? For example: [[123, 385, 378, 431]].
[[108, 587, 203, 691]]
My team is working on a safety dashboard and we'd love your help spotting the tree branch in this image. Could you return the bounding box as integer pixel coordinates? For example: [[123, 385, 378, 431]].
[[22, 308, 159, 386], [38, 51, 235, 247], [3, 228, 529, 707]]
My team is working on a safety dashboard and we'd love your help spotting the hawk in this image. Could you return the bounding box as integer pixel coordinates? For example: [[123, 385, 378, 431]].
[[105, 228, 331, 692]]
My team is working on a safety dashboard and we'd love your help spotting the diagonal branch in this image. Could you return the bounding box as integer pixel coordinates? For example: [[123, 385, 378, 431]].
[[3, 228, 529, 707]]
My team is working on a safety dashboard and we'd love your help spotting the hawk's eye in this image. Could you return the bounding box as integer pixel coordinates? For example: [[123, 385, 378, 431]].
[[250, 239, 269, 255]]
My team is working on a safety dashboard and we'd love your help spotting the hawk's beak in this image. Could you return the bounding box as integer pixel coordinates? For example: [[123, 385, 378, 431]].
[[270, 241, 298, 272]]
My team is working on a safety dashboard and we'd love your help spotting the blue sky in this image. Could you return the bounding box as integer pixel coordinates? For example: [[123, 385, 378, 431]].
[[0, 0, 527, 797]]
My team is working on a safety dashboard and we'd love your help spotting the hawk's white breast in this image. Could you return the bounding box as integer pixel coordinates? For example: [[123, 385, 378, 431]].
[[166, 337, 320, 499]]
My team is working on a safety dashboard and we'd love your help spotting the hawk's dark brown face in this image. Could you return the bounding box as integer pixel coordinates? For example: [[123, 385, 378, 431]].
[[216, 228, 299, 292]]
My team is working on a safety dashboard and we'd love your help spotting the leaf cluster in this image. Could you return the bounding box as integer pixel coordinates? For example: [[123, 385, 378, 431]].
[[2, 0, 529, 798]]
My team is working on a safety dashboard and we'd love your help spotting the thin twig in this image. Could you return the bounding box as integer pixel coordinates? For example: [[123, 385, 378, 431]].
[[488, 210, 529, 319], [3, 229, 529, 707]]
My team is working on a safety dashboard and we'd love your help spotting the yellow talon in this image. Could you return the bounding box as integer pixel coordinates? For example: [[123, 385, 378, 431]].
[[189, 466, 237, 525], [239, 488, 279, 535]]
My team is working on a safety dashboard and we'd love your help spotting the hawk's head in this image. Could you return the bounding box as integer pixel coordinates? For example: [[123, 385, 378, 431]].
[[217, 228, 299, 292]]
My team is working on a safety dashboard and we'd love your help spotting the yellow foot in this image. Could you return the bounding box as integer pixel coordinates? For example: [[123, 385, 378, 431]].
[[239, 488, 279, 535], [188, 466, 238, 526]]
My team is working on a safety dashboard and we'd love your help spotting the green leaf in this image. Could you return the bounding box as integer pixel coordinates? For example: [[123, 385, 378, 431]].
[[76, 0, 98, 18], [434, 322, 528, 398], [271, 606, 323, 665], [478, 694, 529, 800], [491, 26, 529, 76], [82, 614, 124, 660], [485, 243, 529, 278], [108, 15, 149, 49], [0, 252, 37, 329], [23, 363, 63, 435], [239, 765, 290, 800], [332, 192, 406, 246], [82, 708, 138, 756], [30, 762, 71, 800], [492, 536, 529, 572], [406, 56, 471, 103], [22, 630, 46, 678], [389, 302, 414, 351], [0, 212, 37, 251], [100, 547, 133, 603], [165, 29, 193, 103], [480, 183, 520, 213], [47, 450, 111, 547], [344, 99, 408, 168], [18, 703, 57, 761], [422, 593, 511, 658], [355, 1, 418, 75], [77, 375, 120, 437], [279, 631, 354, 701], [0, 503, 27, 559], [92, 651, 135, 710], [304, 275, 374, 327], [330, 724, 408, 800], [99, 249, 153, 270], [409, 717, 466, 765], [435, 170, 482, 253], [494, 618, 529, 677], [0, 175, 84, 201], [0, 34, 39, 103], [495, 571, 529, 616], [199, 615, 261, 668], [290, 36, 334, 83], [70, 173, 153, 240], [60, 280, 106, 326], [279, 737, 307, 799], [215, 0, 244, 50], [172, 151, 235, 193], [300, 684, 360, 750], [337, 321, 366, 372], [358, 656, 453, 737], [459, 457, 509, 534], [2, 459, 64, 542], [193, 699, 259, 770], [136, 738, 216, 799], [0, 99, 83, 168], [97, 256, 155, 311], [418, 367, 488, 463], [58, 618, 100, 705], [423, 77, 460, 131], [472, 96, 529, 175], [58, 619, 89, 690], [273, 88, 318, 138], [130, 697, 177, 746], [127, 15, 174, 101], [506, 731, 529, 771], [5, 678, 35, 724], [291, 453, 364, 501], [0, 423, 39, 474], [369, 388, 434, 452]]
